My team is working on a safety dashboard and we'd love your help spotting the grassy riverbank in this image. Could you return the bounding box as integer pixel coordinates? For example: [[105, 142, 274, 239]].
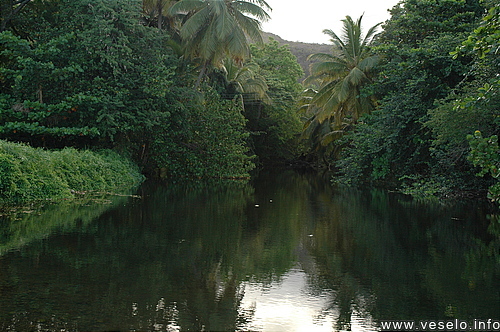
[[0, 140, 144, 205]]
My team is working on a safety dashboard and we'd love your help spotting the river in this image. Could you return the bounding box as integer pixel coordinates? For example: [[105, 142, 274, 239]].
[[0, 170, 498, 331]]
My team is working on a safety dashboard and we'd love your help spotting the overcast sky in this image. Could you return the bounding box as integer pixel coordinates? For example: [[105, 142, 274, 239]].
[[261, 0, 402, 44]]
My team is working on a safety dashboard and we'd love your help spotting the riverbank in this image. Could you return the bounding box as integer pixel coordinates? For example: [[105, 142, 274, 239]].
[[0, 140, 144, 205]]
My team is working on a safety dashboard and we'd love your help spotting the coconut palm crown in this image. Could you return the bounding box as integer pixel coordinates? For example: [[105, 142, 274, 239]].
[[304, 15, 381, 129], [169, 0, 271, 86]]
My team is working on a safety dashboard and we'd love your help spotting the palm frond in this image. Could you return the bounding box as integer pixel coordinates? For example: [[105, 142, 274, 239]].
[[322, 28, 345, 50], [215, 4, 235, 40], [362, 22, 382, 48], [168, 0, 204, 15], [309, 61, 346, 79], [226, 27, 251, 60], [176, 0, 270, 86], [232, 10, 263, 44], [346, 66, 368, 86], [300, 87, 318, 97], [179, 6, 209, 39], [357, 55, 379, 72], [197, 23, 220, 61], [312, 80, 339, 104], [166, 38, 184, 56], [232, 1, 270, 22], [244, 0, 272, 12], [211, 0, 225, 16], [342, 15, 362, 59], [321, 130, 345, 146]]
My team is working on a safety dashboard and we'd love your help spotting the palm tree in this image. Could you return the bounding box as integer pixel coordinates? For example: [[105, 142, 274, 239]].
[[304, 15, 381, 130], [298, 87, 346, 165], [168, 0, 271, 87], [222, 58, 270, 105]]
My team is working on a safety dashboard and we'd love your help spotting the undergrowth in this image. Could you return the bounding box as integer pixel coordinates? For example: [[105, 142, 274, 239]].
[[0, 140, 144, 205]]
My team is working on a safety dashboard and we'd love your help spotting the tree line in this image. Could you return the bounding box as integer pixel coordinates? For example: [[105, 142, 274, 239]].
[[301, 0, 499, 202], [1, 0, 499, 202], [0, 0, 303, 180]]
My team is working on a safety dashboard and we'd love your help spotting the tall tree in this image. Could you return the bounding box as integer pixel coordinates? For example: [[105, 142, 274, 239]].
[[303, 15, 381, 131], [168, 0, 271, 87], [299, 15, 380, 164]]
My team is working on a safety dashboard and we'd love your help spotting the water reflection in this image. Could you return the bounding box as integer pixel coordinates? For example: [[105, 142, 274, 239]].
[[0, 193, 130, 254], [239, 267, 337, 331], [0, 170, 498, 331]]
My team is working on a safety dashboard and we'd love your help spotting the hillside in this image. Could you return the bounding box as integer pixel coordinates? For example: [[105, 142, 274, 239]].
[[262, 32, 331, 80]]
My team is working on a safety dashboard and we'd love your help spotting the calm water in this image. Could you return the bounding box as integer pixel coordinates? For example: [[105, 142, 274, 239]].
[[0, 170, 498, 331]]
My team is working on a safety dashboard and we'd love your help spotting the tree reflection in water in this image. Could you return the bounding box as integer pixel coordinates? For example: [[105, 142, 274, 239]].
[[0, 170, 498, 331]]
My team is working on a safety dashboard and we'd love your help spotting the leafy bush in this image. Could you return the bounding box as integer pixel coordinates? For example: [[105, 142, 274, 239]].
[[151, 88, 255, 179], [248, 40, 304, 163], [468, 131, 500, 203], [0, 140, 143, 204], [0, 0, 177, 153]]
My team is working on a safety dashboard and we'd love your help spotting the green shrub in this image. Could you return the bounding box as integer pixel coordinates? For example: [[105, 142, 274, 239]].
[[0, 140, 143, 204], [468, 131, 500, 203], [152, 88, 255, 179]]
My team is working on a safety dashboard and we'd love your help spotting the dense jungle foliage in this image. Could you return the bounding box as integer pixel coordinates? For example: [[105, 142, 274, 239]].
[[0, 0, 302, 185], [299, 0, 499, 202], [0, 0, 499, 204]]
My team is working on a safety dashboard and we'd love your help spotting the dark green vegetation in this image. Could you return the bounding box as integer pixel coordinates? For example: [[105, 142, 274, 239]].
[[1, 0, 499, 206], [0, 0, 304, 195], [299, 0, 499, 204]]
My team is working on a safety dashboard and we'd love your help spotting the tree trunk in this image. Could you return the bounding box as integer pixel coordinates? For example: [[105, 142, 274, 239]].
[[157, 0, 163, 30], [195, 61, 208, 89]]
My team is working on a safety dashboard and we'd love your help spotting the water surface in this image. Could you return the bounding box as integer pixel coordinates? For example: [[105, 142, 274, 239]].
[[0, 170, 498, 331]]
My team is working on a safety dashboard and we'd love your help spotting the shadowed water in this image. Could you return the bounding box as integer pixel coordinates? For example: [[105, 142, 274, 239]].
[[0, 170, 498, 331]]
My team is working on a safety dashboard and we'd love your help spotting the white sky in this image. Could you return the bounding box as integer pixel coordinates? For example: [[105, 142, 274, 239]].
[[261, 0, 402, 44]]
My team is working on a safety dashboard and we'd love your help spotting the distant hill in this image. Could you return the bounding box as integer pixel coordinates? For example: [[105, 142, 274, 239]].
[[262, 32, 331, 80]]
